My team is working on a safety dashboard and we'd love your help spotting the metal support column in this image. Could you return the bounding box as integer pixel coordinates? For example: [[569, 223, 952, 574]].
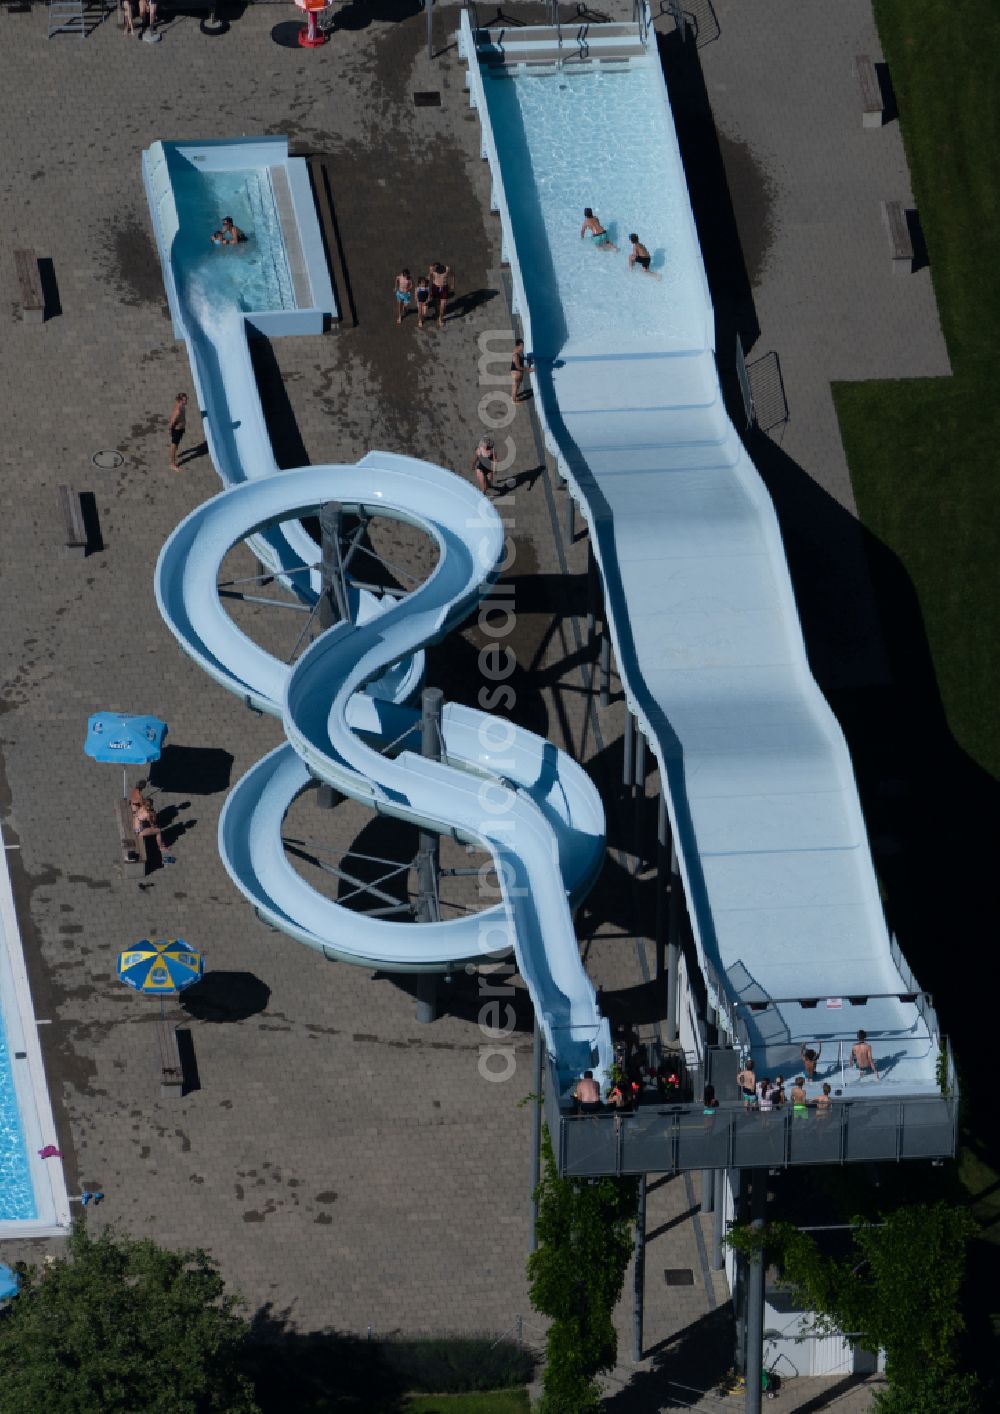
[[414, 687, 443, 1023], [319, 501, 348, 628], [426, 0, 433, 60], [599, 633, 611, 708], [665, 840, 681, 1043], [586, 543, 598, 650], [634, 728, 646, 864], [315, 780, 338, 811], [529, 1016, 543, 1252], [700, 1166, 714, 1214], [623, 710, 634, 789], [632, 1173, 647, 1362], [565, 488, 575, 542], [635, 727, 646, 788], [733, 1169, 751, 1375], [655, 791, 668, 979], [316, 502, 346, 809], [711, 1168, 726, 1269], [745, 1171, 768, 1414], [415, 973, 438, 1025]]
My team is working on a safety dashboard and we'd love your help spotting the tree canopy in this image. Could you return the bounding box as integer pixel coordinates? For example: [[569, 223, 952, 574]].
[[0, 1222, 259, 1414], [727, 1201, 981, 1413], [527, 1129, 638, 1414]]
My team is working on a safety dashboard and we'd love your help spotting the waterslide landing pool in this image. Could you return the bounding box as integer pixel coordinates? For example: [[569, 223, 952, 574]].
[[483, 62, 709, 357]]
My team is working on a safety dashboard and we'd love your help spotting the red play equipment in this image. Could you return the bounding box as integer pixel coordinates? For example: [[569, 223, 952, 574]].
[[294, 0, 331, 47]]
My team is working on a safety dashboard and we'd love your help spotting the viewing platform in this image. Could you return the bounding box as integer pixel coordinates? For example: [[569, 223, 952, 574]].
[[545, 1070, 959, 1178]]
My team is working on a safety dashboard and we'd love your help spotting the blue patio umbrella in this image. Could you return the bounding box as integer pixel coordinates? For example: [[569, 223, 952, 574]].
[[117, 938, 204, 1018], [85, 712, 168, 797], [0, 1263, 21, 1301]]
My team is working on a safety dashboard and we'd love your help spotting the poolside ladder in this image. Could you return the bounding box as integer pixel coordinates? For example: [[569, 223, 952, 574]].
[[47, 0, 87, 38]]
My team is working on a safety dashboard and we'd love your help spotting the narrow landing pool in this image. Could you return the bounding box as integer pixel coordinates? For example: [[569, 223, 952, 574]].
[[171, 166, 296, 318], [481, 59, 709, 357]]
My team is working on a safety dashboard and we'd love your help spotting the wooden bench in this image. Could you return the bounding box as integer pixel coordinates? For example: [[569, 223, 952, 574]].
[[156, 1016, 184, 1097], [306, 155, 355, 326], [114, 797, 147, 878], [856, 54, 884, 128], [14, 248, 44, 324], [58, 484, 88, 556], [881, 199, 914, 275]]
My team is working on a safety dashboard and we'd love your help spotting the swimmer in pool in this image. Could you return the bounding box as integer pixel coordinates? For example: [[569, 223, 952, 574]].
[[221, 216, 247, 245], [210, 230, 224, 246], [580, 207, 617, 251], [628, 234, 661, 279]]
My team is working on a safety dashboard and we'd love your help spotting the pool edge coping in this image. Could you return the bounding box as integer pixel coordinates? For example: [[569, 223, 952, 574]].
[[0, 819, 71, 1239]]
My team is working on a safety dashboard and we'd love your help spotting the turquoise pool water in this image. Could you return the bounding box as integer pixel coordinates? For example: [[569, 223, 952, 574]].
[[482, 62, 706, 356], [171, 166, 295, 320], [0, 1010, 36, 1221]]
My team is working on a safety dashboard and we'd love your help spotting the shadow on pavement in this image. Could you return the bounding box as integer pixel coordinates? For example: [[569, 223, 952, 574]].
[[181, 970, 272, 1022], [149, 745, 234, 795]]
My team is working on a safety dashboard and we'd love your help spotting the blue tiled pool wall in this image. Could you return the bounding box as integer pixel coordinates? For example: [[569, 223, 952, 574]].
[[0, 1007, 37, 1221]]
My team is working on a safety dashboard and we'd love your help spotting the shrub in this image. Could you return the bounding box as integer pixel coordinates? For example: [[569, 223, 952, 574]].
[[379, 1337, 535, 1394]]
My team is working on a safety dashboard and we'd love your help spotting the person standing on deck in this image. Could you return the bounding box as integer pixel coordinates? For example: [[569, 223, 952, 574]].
[[850, 1030, 880, 1081], [168, 392, 187, 472], [737, 1057, 757, 1109], [628, 233, 661, 279]]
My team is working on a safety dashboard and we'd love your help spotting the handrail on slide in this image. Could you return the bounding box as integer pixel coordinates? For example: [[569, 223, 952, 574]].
[[144, 144, 612, 1091]]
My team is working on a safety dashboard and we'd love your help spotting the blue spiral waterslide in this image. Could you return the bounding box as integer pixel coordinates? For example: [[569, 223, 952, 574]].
[[145, 142, 612, 1088]]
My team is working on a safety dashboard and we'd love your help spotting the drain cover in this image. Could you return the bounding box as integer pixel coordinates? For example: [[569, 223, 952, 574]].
[[414, 91, 442, 107], [664, 1269, 694, 1286], [93, 450, 124, 470]]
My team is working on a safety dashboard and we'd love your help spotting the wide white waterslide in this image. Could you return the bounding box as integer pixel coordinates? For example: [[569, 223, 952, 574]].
[[461, 19, 938, 1091]]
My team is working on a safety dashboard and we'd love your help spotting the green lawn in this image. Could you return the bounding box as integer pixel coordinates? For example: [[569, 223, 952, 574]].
[[831, 0, 1000, 1370], [834, 0, 1000, 777], [406, 1393, 531, 1414]]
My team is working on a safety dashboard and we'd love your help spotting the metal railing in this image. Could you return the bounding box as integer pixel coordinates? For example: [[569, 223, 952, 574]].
[[633, 0, 649, 45], [736, 331, 756, 429], [551, 1093, 959, 1177]]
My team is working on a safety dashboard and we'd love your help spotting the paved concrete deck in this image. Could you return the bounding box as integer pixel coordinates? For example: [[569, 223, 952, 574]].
[[0, 2, 947, 1408]]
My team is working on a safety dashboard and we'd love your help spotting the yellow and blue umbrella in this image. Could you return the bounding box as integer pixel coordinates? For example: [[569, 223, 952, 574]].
[[117, 939, 203, 1015]]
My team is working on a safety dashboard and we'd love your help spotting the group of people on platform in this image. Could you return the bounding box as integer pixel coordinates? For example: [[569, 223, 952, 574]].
[[732, 1032, 880, 1116], [571, 1030, 882, 1118]]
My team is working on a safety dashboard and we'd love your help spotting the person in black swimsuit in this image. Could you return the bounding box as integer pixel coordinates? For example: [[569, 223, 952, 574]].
[[510, 339, 534, 403], [168, 392, 187, 472], [470, 436, 497, 495], [628, 233, 661, 280], [415, 272, 432, 329]]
